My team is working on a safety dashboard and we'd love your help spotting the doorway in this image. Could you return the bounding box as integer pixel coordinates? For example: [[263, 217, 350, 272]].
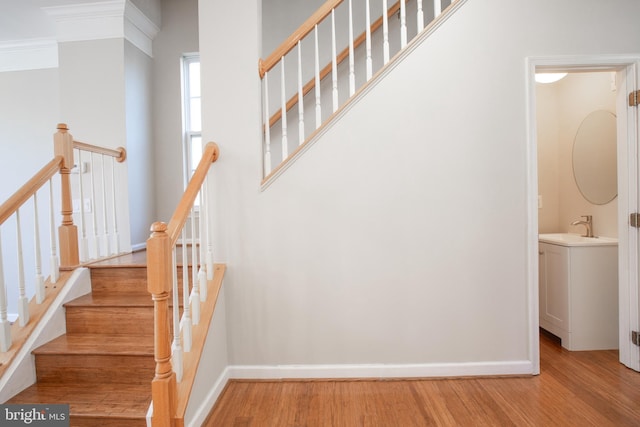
[[526, 57, 640, 374], [537, 70, 619, 350]]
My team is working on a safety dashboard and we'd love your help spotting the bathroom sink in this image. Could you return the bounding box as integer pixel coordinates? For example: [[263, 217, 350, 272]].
[[538, 233, 618, 247]]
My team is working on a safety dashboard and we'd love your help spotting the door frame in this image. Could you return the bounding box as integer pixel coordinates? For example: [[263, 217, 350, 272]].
[[526, 55, 640, 374]]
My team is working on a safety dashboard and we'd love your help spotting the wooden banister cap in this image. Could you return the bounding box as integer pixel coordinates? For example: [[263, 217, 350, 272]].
[[209, 142, 220, 163], [57, 123, 69, 132], [116, 147, 127, 163], [150, 222, 167, 233]]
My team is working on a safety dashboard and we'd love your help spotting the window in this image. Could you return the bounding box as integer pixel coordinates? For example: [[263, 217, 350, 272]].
[[181, 54, 202, 193]]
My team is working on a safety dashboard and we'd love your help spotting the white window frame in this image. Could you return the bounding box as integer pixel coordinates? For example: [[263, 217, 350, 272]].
[[181, 53, 202, 199]]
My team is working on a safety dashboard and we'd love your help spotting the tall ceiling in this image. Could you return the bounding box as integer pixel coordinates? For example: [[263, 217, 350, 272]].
[[0, 0, 56, 42], [0, 0, 162, 43]]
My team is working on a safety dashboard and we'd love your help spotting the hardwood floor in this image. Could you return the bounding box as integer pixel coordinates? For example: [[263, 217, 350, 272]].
[[204, 332, 640, 426]]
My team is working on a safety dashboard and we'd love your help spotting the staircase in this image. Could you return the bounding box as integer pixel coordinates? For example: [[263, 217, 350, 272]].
[[7, 252, 156, 426], [259, 0, 464, 183], [1, 129, 221, 425]]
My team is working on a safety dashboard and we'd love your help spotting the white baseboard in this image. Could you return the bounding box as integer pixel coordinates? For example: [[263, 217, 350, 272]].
[[227, 360, 534, 380], [187, 367, 231, 427]]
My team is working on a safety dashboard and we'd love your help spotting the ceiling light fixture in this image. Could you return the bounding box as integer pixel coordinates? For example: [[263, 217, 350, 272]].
[[535, 72, 568, 84]]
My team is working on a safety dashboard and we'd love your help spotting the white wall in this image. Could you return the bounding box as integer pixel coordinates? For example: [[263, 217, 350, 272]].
[[125, 40, 156, 247], [537, 72, 618, 238], [262, 0, 326, 54], [58, 39, 133, 253], [152, 0, 199, 222], [0, 68, 60, 317], [0, 69, 60, 200], [184, 286, 228, 426], [200, 0, 640, 373]]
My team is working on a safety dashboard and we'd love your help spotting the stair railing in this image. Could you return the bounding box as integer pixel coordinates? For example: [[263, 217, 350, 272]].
[[146, 142, 220, 427], [259, 0, 457, 180], [0, 123, 127, 355]]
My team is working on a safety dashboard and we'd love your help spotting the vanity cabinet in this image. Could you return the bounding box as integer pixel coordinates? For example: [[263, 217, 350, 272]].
[[538, 238, 618, 351]]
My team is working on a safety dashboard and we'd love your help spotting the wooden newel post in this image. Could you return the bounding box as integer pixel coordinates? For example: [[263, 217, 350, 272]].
[[147, 221, 177, 427], [54, 123, 79, 267]]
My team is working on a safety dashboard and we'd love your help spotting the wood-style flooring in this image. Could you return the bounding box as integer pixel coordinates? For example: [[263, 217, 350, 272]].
[[204, 332, 640, 426]]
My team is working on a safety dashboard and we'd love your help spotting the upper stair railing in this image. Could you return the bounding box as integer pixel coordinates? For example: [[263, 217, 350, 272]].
[[259, 0, 459, 182], [0, 124, 127, 358], [146, 142, 224, 426]]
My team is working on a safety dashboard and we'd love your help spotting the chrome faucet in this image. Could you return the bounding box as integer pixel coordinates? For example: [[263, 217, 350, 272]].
[[571, 215, 593, 238]]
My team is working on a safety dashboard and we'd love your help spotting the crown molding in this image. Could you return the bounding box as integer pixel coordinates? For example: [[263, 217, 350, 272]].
[[42, 0, 159, 57], [0, 38, 58, 72], [124, 1, 159, 57]]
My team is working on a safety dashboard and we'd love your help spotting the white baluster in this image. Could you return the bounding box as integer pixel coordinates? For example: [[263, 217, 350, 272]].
[[0, 230, 11, 352], [434, 0, 442, 18], [348, 0, 355, 96], [16, 210, 29, 326], [171, 247, 183, 382], [100, 154, 110, 256], [400, 0, 407, 48], [417, 0, 424, 31], [181, 230, 192, 352], [198, 185, 207, 302], [33, 193, 44, 304], [314, 25, 322, 129], [77, 150, 88, 262], [331, 9, 339, 112], [280, 57, 288, 160], [263, 73, 272, 176], [88, 153, 98, 259], [48, 179, 59, 284], [382, 0, 390, 64], [110, 157, 119, 254], [297, 41, 305, 145], [205, 175, 214, 281], [190, 209, 200, 325], [365, 0, 372, 80]]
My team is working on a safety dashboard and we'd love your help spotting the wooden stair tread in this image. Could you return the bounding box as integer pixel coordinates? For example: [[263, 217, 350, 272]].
[[64, 293, 184, 309], [65, 293, 153, 307], [86, 249, 198, 268], [8, 382, 150, 417], [34, 334, 154, 356], [85, 251, 147, 268]]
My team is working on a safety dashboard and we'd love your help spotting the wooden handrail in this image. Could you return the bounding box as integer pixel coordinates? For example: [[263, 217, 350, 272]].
[[147, 141, 219, 426], [73, 140, 127, 163], [0, 156, 63, 226], [167, 142, 219, 245], [265, 0, 405, 128], [259, 0, 344, 78]]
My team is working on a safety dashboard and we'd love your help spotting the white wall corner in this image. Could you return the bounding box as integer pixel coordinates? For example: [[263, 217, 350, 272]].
[[0, 38, 58, 72], [186, 367, 231, 427], [42, 0, 158, 57]]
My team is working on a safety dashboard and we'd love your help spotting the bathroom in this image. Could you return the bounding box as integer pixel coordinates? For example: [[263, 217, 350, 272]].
[[537, 71, 618, 238], [536, 70, 619, 351]]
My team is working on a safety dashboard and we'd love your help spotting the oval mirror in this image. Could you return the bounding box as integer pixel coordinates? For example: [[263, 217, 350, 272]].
[[572, 110, 617, 205]]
